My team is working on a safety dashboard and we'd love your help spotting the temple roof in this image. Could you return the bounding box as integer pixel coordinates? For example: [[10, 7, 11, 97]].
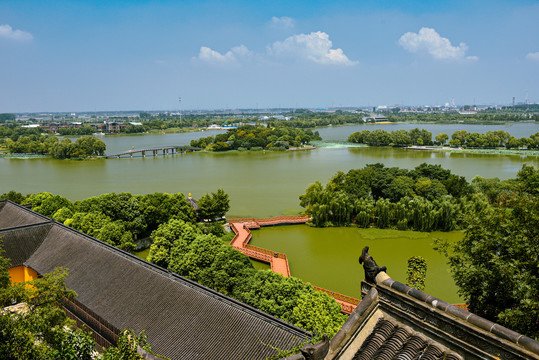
[[0, 201, 50, 229], [323, 273, 539, 360], [0, 200, 310, 360]]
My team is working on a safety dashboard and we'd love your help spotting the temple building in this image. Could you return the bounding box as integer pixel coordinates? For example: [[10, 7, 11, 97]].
[[0, 200, 309, 359], [1, 199, 538, 359]]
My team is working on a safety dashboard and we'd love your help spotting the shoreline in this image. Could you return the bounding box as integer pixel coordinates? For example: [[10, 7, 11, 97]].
[[406, 145, 539, 156]]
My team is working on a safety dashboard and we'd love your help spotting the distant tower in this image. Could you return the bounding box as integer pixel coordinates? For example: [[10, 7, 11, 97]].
[[178, 96, 182, 121], [451, 97, 455, 108], [526, 92, 530, 105], [512, 97, 515, 107]]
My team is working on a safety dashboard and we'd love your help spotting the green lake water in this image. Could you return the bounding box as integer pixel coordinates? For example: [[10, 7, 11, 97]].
[[3, 123, 537, 303], [250, 225, 464, 303], [2, 144, 537, 217]]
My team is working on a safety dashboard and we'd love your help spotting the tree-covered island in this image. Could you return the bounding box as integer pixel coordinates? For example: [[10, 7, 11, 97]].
[[348, 128, 539, 149], [0, 131, 106, 159], [190, 124, 321, 151]]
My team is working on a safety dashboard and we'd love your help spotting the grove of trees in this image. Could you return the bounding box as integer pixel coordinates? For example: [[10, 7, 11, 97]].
[[436, 165, 538, 338], [190, 124, 321, 151], [347, 128, 539, 149], [299, 163, 469, 230], [3, 134, 106, 158]]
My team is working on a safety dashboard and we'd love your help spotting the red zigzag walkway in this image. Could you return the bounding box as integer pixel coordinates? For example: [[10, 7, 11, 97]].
[[229, 215, 359, 315]]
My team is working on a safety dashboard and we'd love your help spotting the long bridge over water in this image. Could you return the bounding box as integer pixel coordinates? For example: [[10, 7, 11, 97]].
[[229, 215, 360, 314], [104, 146, 201, 159]]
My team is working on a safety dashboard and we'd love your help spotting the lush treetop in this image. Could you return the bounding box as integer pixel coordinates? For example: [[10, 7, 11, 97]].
[[190, 125, 321, 151]]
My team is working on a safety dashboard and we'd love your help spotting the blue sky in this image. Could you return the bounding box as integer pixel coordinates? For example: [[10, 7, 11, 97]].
[[1, 0, 538, 112]]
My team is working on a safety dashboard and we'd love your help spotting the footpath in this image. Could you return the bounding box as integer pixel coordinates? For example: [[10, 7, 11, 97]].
[[229, 215, 359, 314]]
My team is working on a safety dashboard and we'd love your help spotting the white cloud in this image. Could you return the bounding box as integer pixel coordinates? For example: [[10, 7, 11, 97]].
[[0, 24, 33, 41], [267, 31, 357, 66], [193, 45, 252, 67], [526, 52, 539, 61], [398, 27, 477, 61], [270, 16, 295, 29]]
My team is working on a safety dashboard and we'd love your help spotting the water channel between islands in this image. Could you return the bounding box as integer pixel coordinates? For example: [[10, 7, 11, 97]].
[[3, 123, 538, 304]]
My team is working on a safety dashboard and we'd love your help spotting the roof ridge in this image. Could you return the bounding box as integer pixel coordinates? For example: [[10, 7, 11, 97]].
[[376, 275, 539, 355], [0, 199, 52, 222], [0, 220, 54, 233]]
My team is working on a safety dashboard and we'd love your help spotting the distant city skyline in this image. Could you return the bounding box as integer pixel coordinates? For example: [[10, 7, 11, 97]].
[[1, 0, 538, 112]]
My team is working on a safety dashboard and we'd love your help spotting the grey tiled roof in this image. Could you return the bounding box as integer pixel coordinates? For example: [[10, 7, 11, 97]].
[[0, 200, 310, 360], [352, 318, 461, 360], [0, 202, 49, 229], [323, 276, 539, 360], [0, 223, 51, 267]]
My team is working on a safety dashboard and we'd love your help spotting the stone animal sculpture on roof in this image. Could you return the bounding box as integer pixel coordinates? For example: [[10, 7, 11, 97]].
[[300, 334, 330, 360], [358, 246, 387, 283]]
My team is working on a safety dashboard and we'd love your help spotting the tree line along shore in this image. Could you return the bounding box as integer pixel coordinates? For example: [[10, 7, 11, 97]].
[[2, 122, 538, 159], [348, 128, 539, 149]]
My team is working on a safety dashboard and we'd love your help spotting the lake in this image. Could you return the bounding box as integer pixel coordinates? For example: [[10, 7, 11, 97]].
[[3, 123, 537, 303], [2, 125, 537, 217], [250, 226, 464, 303]]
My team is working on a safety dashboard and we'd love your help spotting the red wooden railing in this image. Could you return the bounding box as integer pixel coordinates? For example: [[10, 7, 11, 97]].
[[229, 217, 354, 313], [312, 285, 360, 305]]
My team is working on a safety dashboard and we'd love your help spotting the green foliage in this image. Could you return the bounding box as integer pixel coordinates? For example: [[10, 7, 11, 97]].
[[147, 219, 199, 268], [13, 191, 198, 254], [300, 163, 464, 231], [52, 207, 74, 223], [233, 270, 345, 338], [23, 193, 73, 217], [406, 256, 427, 291], [437, 184, 539, 338], [169, 233, 253, 296], [137, 192, 197, 230], [0, 248, 156, 359], [0, 191, 26, 204], [0, 267, 77, 358], [289, 291, 347, 339], [347, 128, 431, 146], [190, 124, 321, 151], [0, 243, 12, 293], [197, 189, 230, 220], [347, 128, 538, 150], [0, 113, 16, 122], [3, 134, 106, 158], [51, 328, 94, 360], [101, 330, 153, 360]]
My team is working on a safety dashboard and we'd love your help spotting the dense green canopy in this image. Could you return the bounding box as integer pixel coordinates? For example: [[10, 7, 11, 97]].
[[190, 124, 321, 151]]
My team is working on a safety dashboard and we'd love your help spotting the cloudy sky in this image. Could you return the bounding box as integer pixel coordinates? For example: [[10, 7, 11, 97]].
[[1, 0, 538, 112]]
